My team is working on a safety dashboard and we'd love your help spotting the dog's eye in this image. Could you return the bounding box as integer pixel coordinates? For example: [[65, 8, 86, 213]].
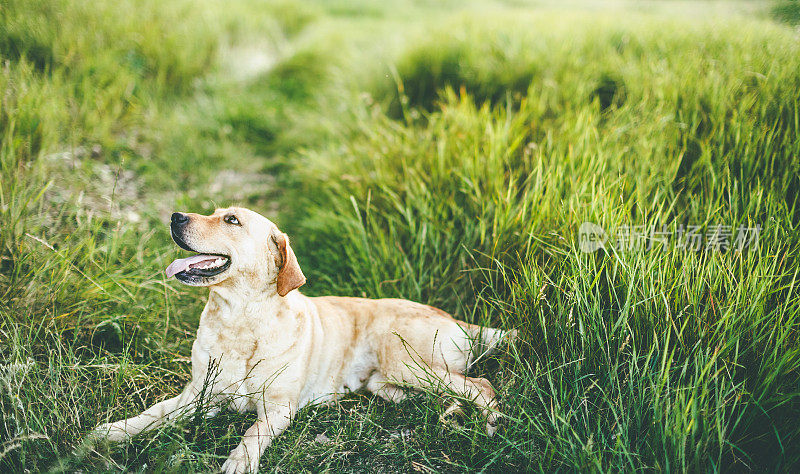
[[224, 215, 241, 226]]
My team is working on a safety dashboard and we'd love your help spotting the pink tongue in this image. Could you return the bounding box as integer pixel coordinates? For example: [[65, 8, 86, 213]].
[[165, 254, 220, 278]]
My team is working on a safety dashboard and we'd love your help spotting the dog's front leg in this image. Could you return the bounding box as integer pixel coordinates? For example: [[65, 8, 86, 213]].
[[221, 402, 294, 474], [90, 384, 200, 442]]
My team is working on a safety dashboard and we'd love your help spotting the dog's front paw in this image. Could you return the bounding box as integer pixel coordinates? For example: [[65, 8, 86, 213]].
[[87, 422, 129, 443], [221, 445, 259, 474]]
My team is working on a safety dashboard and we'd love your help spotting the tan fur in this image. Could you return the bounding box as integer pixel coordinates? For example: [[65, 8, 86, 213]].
[[90, 207, 512, 474]]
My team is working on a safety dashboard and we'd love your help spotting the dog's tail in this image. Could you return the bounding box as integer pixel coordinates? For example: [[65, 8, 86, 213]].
[[462, 323, 517, 366]]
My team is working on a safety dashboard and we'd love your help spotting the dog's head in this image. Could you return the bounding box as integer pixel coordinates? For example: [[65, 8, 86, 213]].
[[165, 207, 305, 296]]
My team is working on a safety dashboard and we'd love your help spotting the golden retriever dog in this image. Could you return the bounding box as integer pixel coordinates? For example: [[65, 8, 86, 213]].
[[91, 207, 514, 473]]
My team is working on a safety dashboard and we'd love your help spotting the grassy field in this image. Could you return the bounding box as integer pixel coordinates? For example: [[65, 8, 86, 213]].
[[1, 0, 799, 472]]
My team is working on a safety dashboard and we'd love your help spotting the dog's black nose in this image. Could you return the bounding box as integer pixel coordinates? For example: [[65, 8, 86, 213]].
[[171, 212, 189, 225]]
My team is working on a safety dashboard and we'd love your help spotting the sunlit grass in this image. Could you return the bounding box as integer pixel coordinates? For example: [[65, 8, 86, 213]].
[[1, 0, 798, 472]]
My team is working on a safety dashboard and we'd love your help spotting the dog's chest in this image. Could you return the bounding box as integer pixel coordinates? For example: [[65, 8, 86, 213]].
[[193, 324, 258, 403], [192, 299, 308, 409]]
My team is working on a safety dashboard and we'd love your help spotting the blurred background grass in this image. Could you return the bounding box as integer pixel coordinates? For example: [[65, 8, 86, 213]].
[[1, 0, 799, 472]]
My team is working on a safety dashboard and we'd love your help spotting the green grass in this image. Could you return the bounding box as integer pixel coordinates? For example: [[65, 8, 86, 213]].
[[2, 0, 799, 472], [772, 0, 800, 25]]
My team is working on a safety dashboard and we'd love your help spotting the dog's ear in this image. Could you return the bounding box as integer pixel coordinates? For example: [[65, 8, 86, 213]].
[[271, 231, 306, 296]]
